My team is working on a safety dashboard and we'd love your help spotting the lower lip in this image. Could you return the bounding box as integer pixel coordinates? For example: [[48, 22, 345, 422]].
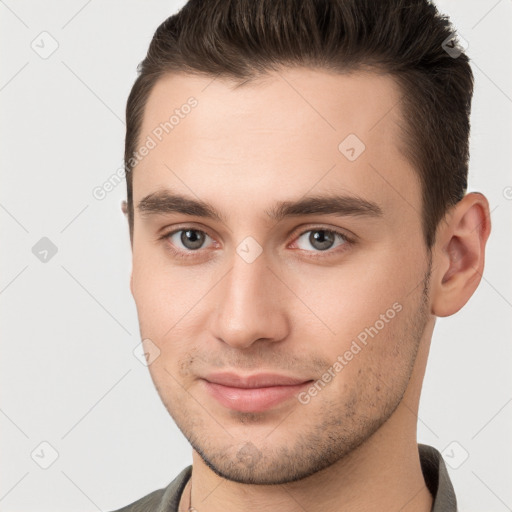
[[202, 380, 312, 413]]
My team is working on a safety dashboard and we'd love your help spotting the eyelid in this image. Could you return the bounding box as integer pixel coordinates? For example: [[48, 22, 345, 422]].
[[287, 225, 354, 257], [288, 223, 356, 244], [158, 222, 217, 242]]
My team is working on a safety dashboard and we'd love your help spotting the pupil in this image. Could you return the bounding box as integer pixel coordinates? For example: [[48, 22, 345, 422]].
[[181, 230, 204, 250], [310, 230, 334, 251]]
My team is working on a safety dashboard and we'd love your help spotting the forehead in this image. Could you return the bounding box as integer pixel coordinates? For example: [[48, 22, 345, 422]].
[[133, 67, 420, 223]]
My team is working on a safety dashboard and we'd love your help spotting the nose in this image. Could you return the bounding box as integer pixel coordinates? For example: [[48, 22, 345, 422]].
[[209, 248, 289, 350]]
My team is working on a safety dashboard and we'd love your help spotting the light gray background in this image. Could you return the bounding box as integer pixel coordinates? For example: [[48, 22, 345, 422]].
[[1, 1, 511, 511]]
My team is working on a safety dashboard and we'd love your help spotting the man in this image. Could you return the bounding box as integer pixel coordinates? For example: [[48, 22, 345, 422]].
[[115, 0, 491, 510]]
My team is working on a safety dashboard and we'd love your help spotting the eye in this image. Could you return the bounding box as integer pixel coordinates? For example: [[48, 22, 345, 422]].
[[159, 225, 352, 261], [293, 228, 349, 253], [165, 228, 214, 252]]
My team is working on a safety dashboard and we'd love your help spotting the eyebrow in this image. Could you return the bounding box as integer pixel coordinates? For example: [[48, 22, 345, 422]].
[[137, 189, 383, 223]]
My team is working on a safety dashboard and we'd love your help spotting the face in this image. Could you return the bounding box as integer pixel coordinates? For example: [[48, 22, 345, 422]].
[[130, 67, 432, 485]]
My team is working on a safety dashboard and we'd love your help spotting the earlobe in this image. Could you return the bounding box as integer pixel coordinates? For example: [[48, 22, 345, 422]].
[[121, 200, 128, 216], [430, 193, 491, 317]]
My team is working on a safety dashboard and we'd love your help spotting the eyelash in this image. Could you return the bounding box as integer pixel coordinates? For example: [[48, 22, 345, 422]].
[[158, 225, 354, 261]]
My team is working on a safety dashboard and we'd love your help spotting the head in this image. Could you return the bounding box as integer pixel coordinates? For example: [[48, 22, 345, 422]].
[[124, 0, 490, 485]]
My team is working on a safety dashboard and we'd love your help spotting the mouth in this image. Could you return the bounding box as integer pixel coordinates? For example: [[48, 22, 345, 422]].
[[200, 372, 314, 413]]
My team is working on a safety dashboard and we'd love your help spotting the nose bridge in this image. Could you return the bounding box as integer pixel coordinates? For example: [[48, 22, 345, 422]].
[[211, 246, 287, 349]]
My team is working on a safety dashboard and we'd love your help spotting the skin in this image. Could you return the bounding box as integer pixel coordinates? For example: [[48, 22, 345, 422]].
[[125, 67, 491, 512]]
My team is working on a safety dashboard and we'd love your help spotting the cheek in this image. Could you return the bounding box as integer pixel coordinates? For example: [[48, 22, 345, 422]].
[[288, 256, 406, 341], [131, 248, 220, 353], [290, 252, 419, 383], [131, 248, 187, 337], [304, 301, 417, 417]]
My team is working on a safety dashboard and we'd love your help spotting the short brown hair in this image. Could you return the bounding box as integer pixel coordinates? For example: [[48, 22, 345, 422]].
[[124, 0, 473, 248]]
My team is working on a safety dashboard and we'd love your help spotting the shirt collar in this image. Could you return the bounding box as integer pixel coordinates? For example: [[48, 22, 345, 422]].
[[419, 443, 458, 511]]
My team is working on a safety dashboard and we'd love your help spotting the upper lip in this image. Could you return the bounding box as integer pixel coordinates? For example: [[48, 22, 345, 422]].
[[203, 372, 311, 388]]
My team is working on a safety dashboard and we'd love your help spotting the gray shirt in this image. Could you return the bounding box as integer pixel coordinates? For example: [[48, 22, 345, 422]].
[[110, 443, 457, 512]]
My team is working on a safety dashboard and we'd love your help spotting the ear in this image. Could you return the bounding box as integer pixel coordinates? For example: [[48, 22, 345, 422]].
[[122, 200, 134, 290], [122, 200, 134, 249], [430, 192, 491, 317]]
